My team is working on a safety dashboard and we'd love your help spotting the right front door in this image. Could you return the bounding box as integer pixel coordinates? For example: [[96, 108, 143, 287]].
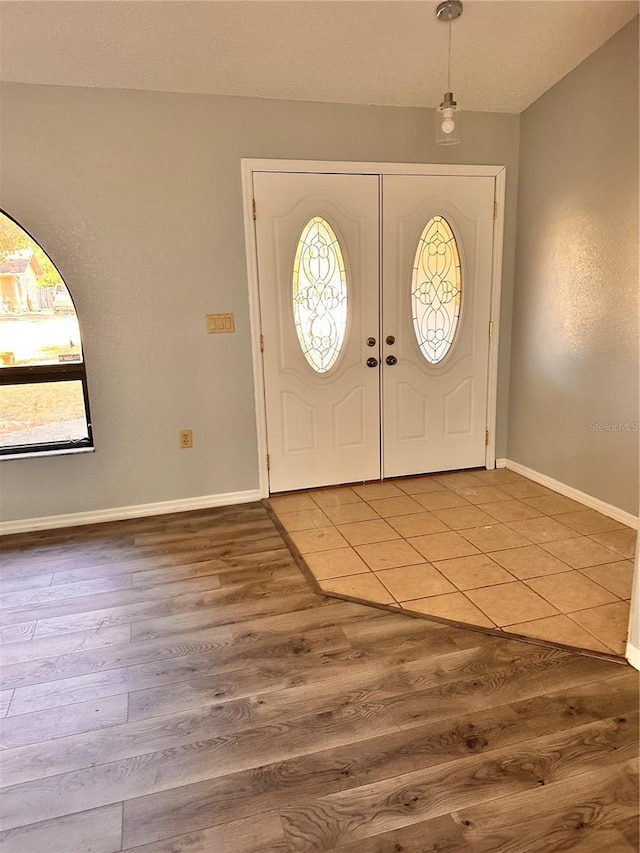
[[254, 169, 496, 494], [381, 174, 495, 477]]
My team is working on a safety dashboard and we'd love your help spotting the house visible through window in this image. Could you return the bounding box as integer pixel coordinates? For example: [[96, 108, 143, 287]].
[[0, 210, 93, 456]]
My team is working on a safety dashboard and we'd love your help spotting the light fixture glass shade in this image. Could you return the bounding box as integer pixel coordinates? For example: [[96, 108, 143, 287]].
[[436, 92, 460, 145]]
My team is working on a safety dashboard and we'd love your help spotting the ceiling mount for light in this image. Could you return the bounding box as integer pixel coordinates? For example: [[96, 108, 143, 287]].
[[435, 0, 463, 146], [436, 0, 462, 22]]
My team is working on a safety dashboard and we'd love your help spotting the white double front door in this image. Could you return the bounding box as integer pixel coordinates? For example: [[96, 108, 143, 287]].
[[254, 170, 496, 493]]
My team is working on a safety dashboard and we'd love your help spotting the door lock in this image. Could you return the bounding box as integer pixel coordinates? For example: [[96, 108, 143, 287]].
[[385, 335, 395, 345], [366, 357, 379, 368], [366, 337, 376, 347], [386, 355, 397, 366]]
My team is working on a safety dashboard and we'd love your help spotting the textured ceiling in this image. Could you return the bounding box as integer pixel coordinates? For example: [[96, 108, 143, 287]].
[[0, 1, 637, 114]]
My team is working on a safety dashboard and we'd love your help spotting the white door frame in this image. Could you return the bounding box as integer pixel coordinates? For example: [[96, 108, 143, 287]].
[[241, 158, 506, 497]]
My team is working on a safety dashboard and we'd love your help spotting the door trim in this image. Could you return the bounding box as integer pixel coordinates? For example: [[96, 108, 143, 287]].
[[241, 159, 506, 497]]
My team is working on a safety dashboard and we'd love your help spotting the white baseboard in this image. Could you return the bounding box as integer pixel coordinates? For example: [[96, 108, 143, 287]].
[[502, 459, 638, 530], [626, 642, 640, 671], [0, 489, 262, 536]]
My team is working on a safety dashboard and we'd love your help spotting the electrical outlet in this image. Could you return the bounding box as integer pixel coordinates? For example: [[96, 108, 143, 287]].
[[179, 429, 193, 449]]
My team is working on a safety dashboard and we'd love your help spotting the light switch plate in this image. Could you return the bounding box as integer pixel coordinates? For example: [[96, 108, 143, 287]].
[[207, 313, 235, 334]]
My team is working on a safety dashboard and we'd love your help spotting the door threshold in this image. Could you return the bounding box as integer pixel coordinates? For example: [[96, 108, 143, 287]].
[[269, 467, 489, 498]]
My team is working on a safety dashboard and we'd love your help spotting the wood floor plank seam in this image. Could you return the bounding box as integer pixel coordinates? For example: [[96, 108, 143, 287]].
[[2, 665, 541, 788], [276, 715, 637, 851], [0, 652, 632, 784], [118, 704, 532, 845], [1, 533, 270, 560], [120, 808, 289, 853], [0, 624, 133, 669], [5, 622, 355, 715], [453, 758, 639, 852], [122, 635, 613, 725], [0, 622, 241, 690], [45, 537, 289, 585], [2, 700, 633, 832], [1, 688, 15, 719], [0, 693, 131, 749], [26, 577, 317, 638], [452, 755, 639, 830], [118, 690, 637, 849], [4, 646, 636, 790]]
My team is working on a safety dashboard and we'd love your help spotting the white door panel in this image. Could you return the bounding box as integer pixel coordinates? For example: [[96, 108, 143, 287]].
[[254, 172, 380, 492], [382, 175, 494, 477]]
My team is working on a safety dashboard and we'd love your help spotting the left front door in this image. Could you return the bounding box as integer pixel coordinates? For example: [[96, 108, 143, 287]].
[[254, 171, 381, 493]]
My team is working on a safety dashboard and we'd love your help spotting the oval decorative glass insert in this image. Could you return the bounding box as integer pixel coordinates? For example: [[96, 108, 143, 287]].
[[411, 215, 462, 364], [292, 216, 348, 373]]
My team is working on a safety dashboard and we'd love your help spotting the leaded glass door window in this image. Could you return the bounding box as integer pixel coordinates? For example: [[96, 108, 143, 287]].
[[292, 217, 348, 373], [411, 215, 462, 365]]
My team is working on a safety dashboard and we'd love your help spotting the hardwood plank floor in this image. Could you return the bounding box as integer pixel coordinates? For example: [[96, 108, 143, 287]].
[[0, 502, 637, 852]]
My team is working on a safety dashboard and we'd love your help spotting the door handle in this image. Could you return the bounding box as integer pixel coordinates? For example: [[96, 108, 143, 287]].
[[385, 335, 395, 345], [386, 355, 397, 366], [366, 337, 376, 347], [366, 357, 379, 368]]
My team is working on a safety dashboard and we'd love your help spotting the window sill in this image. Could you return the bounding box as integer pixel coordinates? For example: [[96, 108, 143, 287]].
[[0, 446, 95, 461]]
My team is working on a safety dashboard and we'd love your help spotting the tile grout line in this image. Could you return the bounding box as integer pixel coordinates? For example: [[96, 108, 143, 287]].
[[574, 567, 627, 601], [562, 611, 622, 656]]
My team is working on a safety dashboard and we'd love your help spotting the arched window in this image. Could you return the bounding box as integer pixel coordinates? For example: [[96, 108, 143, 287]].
[[0, 211, 93, 456]]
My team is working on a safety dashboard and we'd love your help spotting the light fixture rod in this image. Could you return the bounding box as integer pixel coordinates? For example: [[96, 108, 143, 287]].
[[436, 0, 462, 91], [447, 16, 452, 91]]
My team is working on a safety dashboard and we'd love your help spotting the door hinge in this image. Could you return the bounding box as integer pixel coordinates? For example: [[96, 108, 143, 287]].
[[489, 320, 494, 338], [252, 199, 257, 221], [493, 201, 498, 220], [266, 454, 270, 471], [485, 430, 490, 446], [260, 334, 264, 353]]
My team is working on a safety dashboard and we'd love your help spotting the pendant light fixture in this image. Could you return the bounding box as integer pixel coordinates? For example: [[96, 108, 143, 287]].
[[435, 0, 463, 145]]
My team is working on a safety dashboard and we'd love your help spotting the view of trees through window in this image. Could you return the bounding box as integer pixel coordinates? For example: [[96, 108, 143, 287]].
[[0, 211, 92, 454]]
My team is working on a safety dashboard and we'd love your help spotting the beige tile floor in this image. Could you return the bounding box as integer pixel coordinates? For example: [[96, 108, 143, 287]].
[[270, 468, 636, 657]]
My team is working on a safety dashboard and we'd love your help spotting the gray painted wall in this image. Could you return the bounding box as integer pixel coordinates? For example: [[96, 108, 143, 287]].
[[0, 84, 519, 522], [508, 18, 639, 515]]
